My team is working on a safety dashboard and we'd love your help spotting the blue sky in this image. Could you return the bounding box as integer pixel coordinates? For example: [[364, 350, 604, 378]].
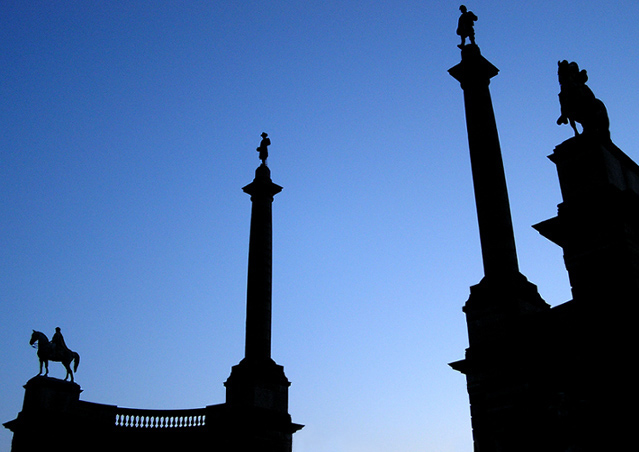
[[2, 2, 638, 451]]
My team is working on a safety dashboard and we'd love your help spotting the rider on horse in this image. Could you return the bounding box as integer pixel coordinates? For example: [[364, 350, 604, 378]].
[[30, 328, 80, 382], [51, 327, 69, 361]]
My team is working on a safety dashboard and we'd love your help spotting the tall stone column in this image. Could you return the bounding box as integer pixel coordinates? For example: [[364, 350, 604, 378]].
[[226, 162, 289, 412], [224, 152, 303, 451], [242, 163, 282, 362], [449, 44, 549, 452], [448, 44, 548, 320], [449, 44, 519, 279]]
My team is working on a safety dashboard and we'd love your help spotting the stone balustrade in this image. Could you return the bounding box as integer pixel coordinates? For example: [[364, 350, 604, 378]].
[[114, 407, 206, 429]]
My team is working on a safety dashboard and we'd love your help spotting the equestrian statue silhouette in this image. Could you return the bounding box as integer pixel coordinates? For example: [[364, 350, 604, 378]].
[[30, 328, 80, 382]]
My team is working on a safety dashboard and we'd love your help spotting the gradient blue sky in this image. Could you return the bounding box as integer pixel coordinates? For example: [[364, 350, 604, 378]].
[[2, 2, 638, 451]]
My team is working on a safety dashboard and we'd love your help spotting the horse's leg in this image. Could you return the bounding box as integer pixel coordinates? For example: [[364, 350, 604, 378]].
[[44, 360, 49, 377], [64, 361, 74, 382], [38, 359, 43, 376]]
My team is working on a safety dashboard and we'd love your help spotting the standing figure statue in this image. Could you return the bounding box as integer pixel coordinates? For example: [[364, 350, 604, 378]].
[[556, 60, 610, 142], [457, 5, 477, 48], [256, 132, 270, 164], [30, 328, 80, 382]]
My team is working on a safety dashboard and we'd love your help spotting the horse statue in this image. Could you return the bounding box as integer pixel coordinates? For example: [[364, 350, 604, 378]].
[[30, 330, 80, 382], [557, 60, 610, 142]]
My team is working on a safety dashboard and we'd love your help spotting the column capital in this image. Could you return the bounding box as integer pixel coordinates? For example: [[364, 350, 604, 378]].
[[243, 164, 282, 199], [449, 45, 499, 88]]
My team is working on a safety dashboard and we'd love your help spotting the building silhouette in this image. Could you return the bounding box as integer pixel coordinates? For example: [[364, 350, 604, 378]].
[[450, 44, 638, 451], [4, 160, 302, 451]]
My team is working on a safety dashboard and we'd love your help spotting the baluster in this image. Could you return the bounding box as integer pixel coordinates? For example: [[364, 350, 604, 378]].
[[113, 409, 207, 428]]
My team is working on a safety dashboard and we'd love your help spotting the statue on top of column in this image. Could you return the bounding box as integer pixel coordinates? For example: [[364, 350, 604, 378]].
[[556, 60, 610, 142], [256, 132, 270, 164], [457, 5, 477, 48]]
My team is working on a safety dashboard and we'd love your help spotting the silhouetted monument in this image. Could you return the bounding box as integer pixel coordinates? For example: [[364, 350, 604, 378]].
[[223, 134, 302, 449], [30, 329, 80, 382], [456, 5, 477, 48], [4, 136, 302, 451], [450, 15, 637, 452], [557, 60, 610, 142], [257, 132, 270, 164]]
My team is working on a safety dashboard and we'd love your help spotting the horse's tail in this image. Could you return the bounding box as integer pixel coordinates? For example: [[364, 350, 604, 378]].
[[73, 352, 80, 372]]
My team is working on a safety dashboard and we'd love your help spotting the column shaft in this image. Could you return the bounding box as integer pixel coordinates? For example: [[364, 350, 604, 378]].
[[450, 45, 519, 278], [242, 164, 282, 361]]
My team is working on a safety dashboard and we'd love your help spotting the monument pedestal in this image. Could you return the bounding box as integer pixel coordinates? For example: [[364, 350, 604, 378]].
[[4, 377, 82, 451]]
